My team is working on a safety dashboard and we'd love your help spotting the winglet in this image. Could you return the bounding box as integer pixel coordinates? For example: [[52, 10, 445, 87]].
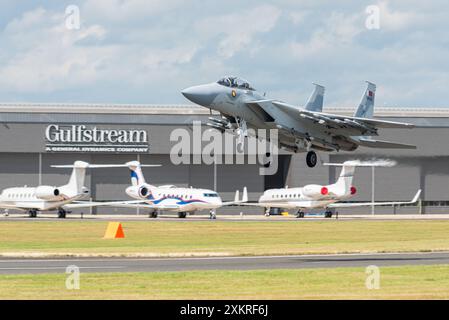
[[234, 190, 240, 202], [412, 189, 422, 203], [242, 187, 248, 203], [232, 187, 248, 203]]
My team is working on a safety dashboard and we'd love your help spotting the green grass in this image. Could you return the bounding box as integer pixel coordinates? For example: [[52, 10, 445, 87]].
[[1, 220, 449, 257], [2, 265, 449, 299]]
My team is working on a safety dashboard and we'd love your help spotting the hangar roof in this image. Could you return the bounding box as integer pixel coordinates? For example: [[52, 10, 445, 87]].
[[0, 103, 449, 126], [0, 103, 448, 117]]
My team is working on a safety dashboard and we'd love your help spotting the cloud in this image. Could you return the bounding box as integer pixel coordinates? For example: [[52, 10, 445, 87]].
[[289, 11, 363, 61], [194, 5, 282, 58], [0, 7, 110, 93], [0, 1, 448, 106], [0, 4, 196, 96], [82, 0, 184, 23], [288, 11, 307, 25], [377, 1, 417, 31]]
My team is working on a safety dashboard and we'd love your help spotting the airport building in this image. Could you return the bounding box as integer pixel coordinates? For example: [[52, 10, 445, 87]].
[[0, 103, 448, 215]]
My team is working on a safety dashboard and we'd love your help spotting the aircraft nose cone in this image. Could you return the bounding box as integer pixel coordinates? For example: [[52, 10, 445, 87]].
[[181, 84, 217, 107]]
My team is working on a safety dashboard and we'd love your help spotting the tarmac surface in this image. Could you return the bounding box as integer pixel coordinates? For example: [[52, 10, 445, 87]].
[[1, 251, 449, 274], [1, 213, 449, 221]]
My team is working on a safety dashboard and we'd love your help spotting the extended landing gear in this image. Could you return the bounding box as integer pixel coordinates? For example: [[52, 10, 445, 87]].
[[235, 117, 248, 153], [324, 210, 333, 218], [306, 151, 318, 168], [28, 210, 38, 218], [265, 208, 282, 216], [264, 208, 270, 217], [296, 211, 305, 218], [178, 212, 187, 219], [209, 209, 217, 220], [58, 209, 67, 219], [149, 210, 158, 218]]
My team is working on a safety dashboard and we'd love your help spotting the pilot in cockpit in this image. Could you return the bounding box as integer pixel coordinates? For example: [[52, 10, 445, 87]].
[[217, 77, 255, 91]]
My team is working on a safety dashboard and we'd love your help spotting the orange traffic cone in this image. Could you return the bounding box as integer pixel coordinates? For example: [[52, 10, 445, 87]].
[[103, 222, 125, 239]]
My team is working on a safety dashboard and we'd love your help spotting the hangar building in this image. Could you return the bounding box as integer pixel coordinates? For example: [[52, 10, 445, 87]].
[[0, 103, 447, 215]]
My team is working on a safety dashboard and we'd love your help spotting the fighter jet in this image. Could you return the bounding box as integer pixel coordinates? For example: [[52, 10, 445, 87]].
[[181, 77, 416, 168]]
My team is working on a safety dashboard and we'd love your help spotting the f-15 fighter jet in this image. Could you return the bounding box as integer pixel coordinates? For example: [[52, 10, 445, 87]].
[[182, 77, 415, 168]]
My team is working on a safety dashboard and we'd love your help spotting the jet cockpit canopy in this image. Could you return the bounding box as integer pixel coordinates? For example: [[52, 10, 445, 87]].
[[217, 76, 255, 91]]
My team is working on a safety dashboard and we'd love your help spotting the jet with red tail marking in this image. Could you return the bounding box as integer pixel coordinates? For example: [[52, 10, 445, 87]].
[[240, 160, 421, 218]]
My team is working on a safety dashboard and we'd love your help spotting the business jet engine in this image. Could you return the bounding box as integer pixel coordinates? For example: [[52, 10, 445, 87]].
[[126, 185, 151, 199], [35, 186, 62, 201], [302, 184, 330, 199]]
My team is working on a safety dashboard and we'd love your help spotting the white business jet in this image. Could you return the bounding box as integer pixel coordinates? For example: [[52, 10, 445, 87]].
[[85, 161, 247, 219], [0, 161, 101, 218], [243, 160, 421, 218]]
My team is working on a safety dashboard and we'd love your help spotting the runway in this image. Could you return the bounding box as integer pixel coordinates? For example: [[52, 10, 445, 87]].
[[1, 251, 449, 274]]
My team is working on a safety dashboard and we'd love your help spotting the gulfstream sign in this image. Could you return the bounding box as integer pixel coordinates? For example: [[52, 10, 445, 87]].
[[45, 125, 149, 153]]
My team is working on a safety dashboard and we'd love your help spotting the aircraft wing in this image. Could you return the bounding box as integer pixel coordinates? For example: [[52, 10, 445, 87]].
[[234, 202, 265, 207], [62, 200, 152, 209], [68, 200, 181, 210], [0, 205, 27, 211], [327, 190, 421, 208], [345, 116, 415, 129], [271, 101, 414, 131]]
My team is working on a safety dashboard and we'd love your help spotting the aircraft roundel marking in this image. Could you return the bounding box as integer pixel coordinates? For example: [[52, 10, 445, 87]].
[[321, 187, 328, 195], [231, 90, 237, 97]]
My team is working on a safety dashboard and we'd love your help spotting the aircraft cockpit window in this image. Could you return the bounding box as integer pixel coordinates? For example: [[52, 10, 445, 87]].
[[217, 77, 255, 90], [217, 78, 231, 87], [204, 193, 219, 197]]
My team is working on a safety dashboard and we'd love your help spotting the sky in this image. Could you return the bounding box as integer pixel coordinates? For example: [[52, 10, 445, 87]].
[[0, 0, 448, 107]]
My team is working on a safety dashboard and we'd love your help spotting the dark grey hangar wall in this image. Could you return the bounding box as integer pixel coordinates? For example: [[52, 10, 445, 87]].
[[0, 103, 448, 214]]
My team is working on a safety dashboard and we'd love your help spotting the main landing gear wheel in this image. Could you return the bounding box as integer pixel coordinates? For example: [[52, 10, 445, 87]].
[[28, 210, 37, 218], [58, 209, 66, 219], [324, 210, 333, 218], [306, 151, 318, 168], [149, 211, 158, 218], [296, 211, 305, 218], [178, 212, 187, 219]]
